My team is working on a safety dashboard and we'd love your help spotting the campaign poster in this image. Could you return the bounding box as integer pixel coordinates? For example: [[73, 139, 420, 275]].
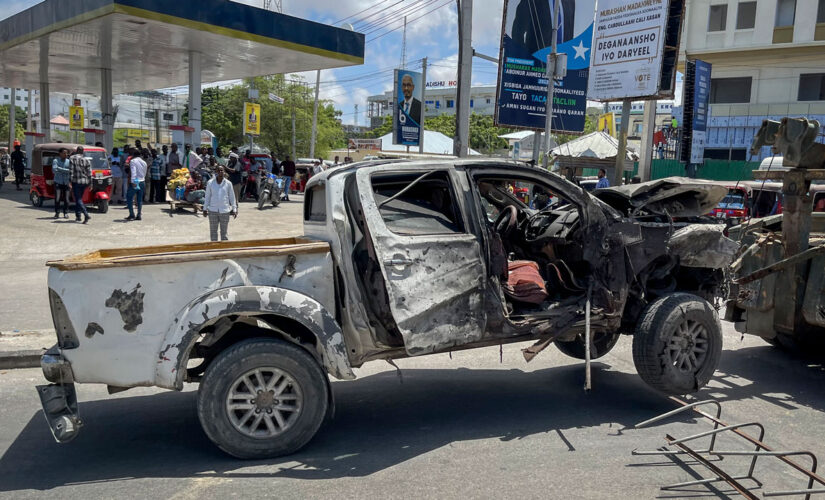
[[69, 106, 84, 130], [393, 69, 423, 146], [244, 102, 261, 136], [495, 0, 594, 133], [597, 112, 616, 137], [588, 0, 670, 100]]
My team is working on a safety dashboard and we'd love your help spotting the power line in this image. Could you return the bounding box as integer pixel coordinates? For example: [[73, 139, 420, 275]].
[[367, 0, 453, 43], [359, 0, 440, 33], [333, 0, 393, 24]]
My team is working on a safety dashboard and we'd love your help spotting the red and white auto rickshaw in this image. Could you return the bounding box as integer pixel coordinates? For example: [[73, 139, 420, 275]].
[[29, 143, 112, 213]]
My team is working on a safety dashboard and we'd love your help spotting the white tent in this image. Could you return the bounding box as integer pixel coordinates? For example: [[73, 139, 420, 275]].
[[551, 131, 638, 161], [378, 130, 480, 156]]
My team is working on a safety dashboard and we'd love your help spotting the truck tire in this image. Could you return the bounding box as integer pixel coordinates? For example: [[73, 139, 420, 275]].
[[555, 332, 621, 360], [197, 338, 329, 459], [632, 293, 722, 395]]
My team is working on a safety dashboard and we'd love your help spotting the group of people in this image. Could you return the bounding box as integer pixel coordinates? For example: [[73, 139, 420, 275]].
[[0, 144, 28, 191], [50, 146, 94, 223]]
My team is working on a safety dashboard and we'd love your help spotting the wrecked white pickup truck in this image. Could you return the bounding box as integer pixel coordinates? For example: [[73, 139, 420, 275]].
[[38, 160, 736, 458]]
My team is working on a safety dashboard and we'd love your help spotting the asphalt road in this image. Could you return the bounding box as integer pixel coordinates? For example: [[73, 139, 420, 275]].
[[2, 177, 825, 498]]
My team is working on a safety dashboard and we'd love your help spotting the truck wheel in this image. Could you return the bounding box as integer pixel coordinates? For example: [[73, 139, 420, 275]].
[[632, 293, 722, 395], [555, 332, 621, 360], [97, 199, 109, 214], [197, 338, 328, 459]]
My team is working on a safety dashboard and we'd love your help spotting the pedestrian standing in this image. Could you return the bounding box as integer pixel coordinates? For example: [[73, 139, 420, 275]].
[[226, 146, 243, 203], [126, 148, 148, 221], [109, 147, 123, 203], [52, 147, 71, 219], [69, 147, 92, 223], [596, 168, 610, 189], [184, 144, 202, 172], [157, 145, 168, 202], [203, 166, 237, 241], [0, 147, 10, 181], [168, 143, 183, 172], [280, 155, 296, 201], [148, 149, 163, 203], [10, 144, 26, 191]]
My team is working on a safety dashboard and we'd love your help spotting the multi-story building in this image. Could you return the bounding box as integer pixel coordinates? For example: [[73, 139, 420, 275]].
[[0, 87, 31, 108], [366, 84, 497, 128], [679, 0, 825, 160]]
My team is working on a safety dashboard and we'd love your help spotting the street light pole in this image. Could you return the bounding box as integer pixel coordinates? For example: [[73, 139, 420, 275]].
[[542, 0, 560, 169], [309, 69, 320, 159]]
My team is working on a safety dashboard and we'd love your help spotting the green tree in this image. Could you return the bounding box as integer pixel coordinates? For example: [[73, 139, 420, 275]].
[[0, 105, 26, 145]]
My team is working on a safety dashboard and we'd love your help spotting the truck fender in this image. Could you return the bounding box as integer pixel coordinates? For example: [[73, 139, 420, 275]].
[[155, 286, 354, 390]]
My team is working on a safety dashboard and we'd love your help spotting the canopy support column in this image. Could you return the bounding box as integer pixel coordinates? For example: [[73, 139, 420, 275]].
[[101, 68, 113, 153], [39, 37, 50, 142], [8, 88, 15, 149], [188, 51, 202, 147]]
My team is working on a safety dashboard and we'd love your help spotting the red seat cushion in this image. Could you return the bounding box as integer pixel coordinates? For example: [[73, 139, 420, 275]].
[[503, 260, 548, 304]]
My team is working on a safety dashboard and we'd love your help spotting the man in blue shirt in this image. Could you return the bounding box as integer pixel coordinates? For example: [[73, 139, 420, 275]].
[[596, 168, 610, 189], [52, 147, 71, 219]]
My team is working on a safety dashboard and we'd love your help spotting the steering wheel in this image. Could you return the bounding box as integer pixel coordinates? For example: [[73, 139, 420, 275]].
[[494, 205, 519, 239]]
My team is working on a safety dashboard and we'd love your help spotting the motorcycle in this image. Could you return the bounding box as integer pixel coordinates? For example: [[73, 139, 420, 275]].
[[257, 173, 283, 210], [239, 165, 261, 202]]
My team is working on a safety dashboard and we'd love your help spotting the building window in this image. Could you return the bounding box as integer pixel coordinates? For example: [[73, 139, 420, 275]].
[[736, 1, 757, 29], [776, 0, 795, 26], [818, 0, 825, 22], [710, 77, 752, 103], [470, 99, 474, 107], [486, 98, 491, 104], [435, 101, 440, 108], [446, 100, 454, 108], [798, 73, 825, 101], [15, 95, 20, 100], [708, 4, 728, 31]]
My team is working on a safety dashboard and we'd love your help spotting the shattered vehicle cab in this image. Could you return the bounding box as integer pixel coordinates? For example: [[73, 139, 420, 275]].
[[38, 160, 735, 459]]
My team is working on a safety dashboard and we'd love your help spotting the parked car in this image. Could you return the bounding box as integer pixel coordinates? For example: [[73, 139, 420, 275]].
[[37, 161, 736, 459]]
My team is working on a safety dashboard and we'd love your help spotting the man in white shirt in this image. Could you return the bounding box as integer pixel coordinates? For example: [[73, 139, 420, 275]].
[[127, 148, 148, 221], [184, 143, 203, 172], [203, 166, 238, 241]]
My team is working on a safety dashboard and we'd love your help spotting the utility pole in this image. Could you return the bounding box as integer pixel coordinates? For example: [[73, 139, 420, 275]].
[[8, 88, 15, 150], [309, 69, 321, 159], [613, 99, 631, 186], [542, 0, 560, 169], [401, 16, 407, 69], [453, 0, 472, 157], [419, 57, 427, 155], [637, 100, 657, 181], [291, 105, 297, 159], [27, 90, 33, 131]]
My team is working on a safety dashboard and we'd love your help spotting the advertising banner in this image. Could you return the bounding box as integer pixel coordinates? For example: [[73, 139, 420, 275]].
[[126, 128, 150, 139], [349, 138, 382, 150], [244, 102, 261, 136], [597, 112, 616, 137], [393, 69, 423, 146], [495, 0, 594, 133], [588, 0, 671, 100], [689, 59, 711, 163], [69, 106, 84, 130]]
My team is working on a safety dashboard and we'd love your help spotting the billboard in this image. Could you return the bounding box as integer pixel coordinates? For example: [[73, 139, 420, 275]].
[[244, 102, 261, 136], [495, 0, 594, 133], [679, 59, 712, 164], [588, 0, 684, 100], [349, 138, 382, 150], [597, 112, 616, 137], [69, 106, 84, 130], [393, 69, 423, 146]]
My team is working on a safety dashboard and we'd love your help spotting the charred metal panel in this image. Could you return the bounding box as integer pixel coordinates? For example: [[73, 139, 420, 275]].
[[736, 240, 783, 312], [47, 250, 335, 388], [354, 166, 487, 355], [802, 255, 825, 327], [156, 286, 353, 389], [668, 225, 738, 269]]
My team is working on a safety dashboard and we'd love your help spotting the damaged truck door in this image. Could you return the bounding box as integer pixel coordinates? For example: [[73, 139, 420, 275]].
[[354, 167, 487, 355]]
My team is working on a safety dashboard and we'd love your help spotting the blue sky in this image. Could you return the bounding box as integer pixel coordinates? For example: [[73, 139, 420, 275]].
[[1, 0, 679, 126]]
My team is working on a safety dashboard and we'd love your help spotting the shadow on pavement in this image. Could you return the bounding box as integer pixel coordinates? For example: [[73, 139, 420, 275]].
[[0, 363, 673, 491]]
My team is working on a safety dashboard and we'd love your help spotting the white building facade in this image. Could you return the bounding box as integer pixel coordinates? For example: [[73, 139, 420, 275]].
[[680, 0, 825, 159], [366, 85, 497, 128]]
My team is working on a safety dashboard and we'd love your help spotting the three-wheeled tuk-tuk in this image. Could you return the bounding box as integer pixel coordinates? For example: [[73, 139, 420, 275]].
[[29, 143, 112, 213]]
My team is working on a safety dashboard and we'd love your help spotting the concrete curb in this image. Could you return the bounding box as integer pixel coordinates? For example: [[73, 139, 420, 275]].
[[0, 350, 43, 370]]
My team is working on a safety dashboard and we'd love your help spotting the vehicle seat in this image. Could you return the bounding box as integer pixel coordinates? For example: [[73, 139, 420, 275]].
[[503, 260, 548, 304]]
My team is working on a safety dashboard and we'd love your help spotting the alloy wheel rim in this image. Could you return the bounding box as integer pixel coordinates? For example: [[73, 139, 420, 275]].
[[225, 367, 302, 439], [667, 319, 709, 373]]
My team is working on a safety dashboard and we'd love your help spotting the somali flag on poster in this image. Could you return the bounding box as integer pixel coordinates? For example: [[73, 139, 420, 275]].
[[495, 0, 594, 133]]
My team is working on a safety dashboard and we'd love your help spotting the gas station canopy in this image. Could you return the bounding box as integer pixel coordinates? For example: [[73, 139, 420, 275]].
[[0, 0, 365, 94]]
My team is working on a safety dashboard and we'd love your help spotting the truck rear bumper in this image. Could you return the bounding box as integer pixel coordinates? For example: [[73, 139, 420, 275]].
[[37, 346, 82, 443]]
